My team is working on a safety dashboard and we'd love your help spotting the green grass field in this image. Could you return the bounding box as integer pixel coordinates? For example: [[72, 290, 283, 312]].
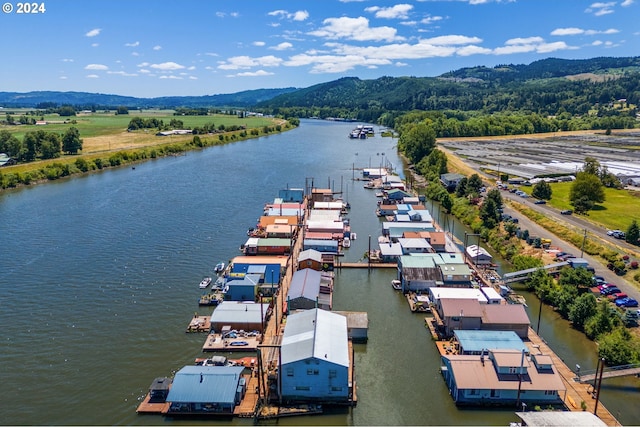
[[3, 110, 277, 139], [524, 182, 640, 231]]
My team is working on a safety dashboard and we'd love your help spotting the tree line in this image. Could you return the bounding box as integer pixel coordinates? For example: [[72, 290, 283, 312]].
[[0, 127, 83, 161]]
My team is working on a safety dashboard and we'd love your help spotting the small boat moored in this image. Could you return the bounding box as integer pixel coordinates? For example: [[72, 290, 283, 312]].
[[214, 262, 225, 274], [391, 279, 402, 291], [198, 277, 212, 289]]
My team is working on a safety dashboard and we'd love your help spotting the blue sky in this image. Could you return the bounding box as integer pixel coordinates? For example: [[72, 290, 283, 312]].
[[1, 0, 638, 98]]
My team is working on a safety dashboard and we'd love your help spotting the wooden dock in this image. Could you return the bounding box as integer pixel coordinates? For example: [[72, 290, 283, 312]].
[[336, 262, 397, 269], [526, 327, 620, 426], [186, 315, 210, 333], [201, 333, 261, 352]]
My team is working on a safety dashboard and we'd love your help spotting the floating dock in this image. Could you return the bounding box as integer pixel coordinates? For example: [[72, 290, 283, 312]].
[[201, 333, 262, 352]]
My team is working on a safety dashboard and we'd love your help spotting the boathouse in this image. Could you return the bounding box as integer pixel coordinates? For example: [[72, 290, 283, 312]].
[[209, 301, 269, 333], [465, 245, 493, 266], [385, 189, 412, 202], [362, 168, 387, 180], [334, 311, 369, 343], [440, 349, 565, 406], [397, 255, 444, 292], [165, 365, 246, 415], [303, 238, 339, 254], [280, 308, 351, 403], [398, 238, 433, 254], [287, 268, 332, 311], [225, 274, 259, 301], [297, 249, 323, 271], [242, 237, 292, 256], [379, 241, 403, 263]]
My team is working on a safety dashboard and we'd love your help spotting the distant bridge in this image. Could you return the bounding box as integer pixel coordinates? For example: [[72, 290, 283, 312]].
[[577, 363, 640, 383], [502, 261, 569, 284]]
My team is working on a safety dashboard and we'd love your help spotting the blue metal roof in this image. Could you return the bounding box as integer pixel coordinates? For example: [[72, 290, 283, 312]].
[[453, 330, 527, 354], [166, 365, 245, 403]]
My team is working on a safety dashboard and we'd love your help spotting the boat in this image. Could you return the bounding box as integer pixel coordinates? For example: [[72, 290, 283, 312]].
[[198, 277, 212, 289], [342, 237, 351, 248], [391, 279, 402, 290], [214, 262, 225, 274]]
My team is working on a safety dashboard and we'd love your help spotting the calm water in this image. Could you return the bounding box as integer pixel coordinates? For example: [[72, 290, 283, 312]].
[[1, 120, 638, 425]]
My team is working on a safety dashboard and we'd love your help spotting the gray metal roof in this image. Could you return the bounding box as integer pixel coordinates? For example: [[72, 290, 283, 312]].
[[281, 308, 349, 367], [166, 365, 244, 403], [288, 268, 321, 301], [515, 411, 607, 426], [210, 301, 268, 324]]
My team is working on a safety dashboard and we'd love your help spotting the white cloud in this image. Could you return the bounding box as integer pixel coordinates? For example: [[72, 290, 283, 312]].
[[233, 70, 275, 77], [159, 75, 183, 80], [308, 16, 403, 42], [365, 4, 413, 19], [85, 64, 108, 70], [253, 41, 266, 47], [86, 74, 99, 78], [150, 62, 185, 70], [61, 58, 74, 63], [85, 28, 101, 37], [268, 9, 309, 21], [107, 71, 137, 77], [270, 42, 293, 51], [59, 76, 67, 80], [494, 37, 572, 55], [125, 41, 140, 47], [621, 0, 634, 6], [592, 40, 604, 46], [153, 45, 162, 51], [423, 35, 483, 45], [505, 36, 544, 45], [293, 10, 309, 21], [457, 45, 493, 56], [217, 55, 283, 70], [551, 27, 584, 36], [91, 43, 99, 48], [421, 15, 443, 25], [585, 2, 616, 16]]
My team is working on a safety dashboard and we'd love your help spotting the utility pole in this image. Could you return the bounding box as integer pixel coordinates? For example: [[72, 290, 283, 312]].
[[580, 229, 587, 258]]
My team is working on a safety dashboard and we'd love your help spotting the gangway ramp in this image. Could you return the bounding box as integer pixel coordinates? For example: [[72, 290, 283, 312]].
[[578, 363, 640, 383], [502, 261, 569, 284]]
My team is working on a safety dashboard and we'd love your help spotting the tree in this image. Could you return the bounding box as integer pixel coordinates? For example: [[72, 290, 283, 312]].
[[397, 122, 436, 164], [558, 266, 594, 292], [626, 220, 640, 246], [485, 188, 503, 211], [455, 177, 468, 197], [62, 127, 83, 154], [597, 328, 638, 366], [568, 293, 597, 331], [57, 105, 76, 117], [116, 106, 129, 115], [582, 157, 600, 176], [569, 171, 605, 214], [40, 132, 61, 159], [479, 197, 500, 228], [466, 173, 483, 196], [532, 181, 552, 200], [440, 193, 453, 214], [0, 130, 22, 157]]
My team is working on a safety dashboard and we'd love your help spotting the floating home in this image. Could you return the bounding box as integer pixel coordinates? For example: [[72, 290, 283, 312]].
[[465, 245, 493, 266], [286, 268, 332, 311], [165, 365, 247, 415], [242, 237, 292, 256], [440, 349, 565, 406], [209, 301, 270, 333], [452, 330, 529, 356], [280, 308, 353, 403]]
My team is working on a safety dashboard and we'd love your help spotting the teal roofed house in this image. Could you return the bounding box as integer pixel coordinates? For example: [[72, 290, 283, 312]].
[[165, 365, 246, 415]]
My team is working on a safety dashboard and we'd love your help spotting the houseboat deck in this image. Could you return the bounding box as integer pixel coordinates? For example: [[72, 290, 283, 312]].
[[186, 315, 211, 333], [202, 333, 262, 352]]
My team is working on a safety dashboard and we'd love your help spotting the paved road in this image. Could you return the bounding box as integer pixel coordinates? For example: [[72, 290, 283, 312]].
[[501, 192, 640, 303]]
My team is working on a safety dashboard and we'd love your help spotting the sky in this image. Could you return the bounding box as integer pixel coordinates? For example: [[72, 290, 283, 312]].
[[1, 0, 638, 98]]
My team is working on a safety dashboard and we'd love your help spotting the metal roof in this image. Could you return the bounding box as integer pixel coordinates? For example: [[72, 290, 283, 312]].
[[515, 411, 607, 427], [454, 330, 527, 354], [166, 365, 244, 403], [288, 268, 321, 301], [210, 301, 268, 325], [281, 308, 349, 367]]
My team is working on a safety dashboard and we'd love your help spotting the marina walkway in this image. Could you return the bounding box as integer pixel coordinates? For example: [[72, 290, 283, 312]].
[[526, 327, 620, 426], [578, 364, 640, 383]]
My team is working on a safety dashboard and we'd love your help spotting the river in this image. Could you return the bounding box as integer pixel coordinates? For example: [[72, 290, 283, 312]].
[[0, 119, 637, 425]]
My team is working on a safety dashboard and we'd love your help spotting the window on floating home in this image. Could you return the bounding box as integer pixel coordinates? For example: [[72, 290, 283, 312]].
[[307, 368, 314, 375], [295, 386, 310, 391], [468, 389, 478, 395], [307, 261, 312, 267], [545, 390, 557, 395], [509, 367, 518, 374], [286, 368, 294, 377], [314, 369, 319, 375], [490, 389, 499, 397], [331, 387, 343, 391], [329, 370, 337, 378]]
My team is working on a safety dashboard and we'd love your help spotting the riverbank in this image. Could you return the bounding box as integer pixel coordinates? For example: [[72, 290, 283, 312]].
[[0, 117, 296, 191]]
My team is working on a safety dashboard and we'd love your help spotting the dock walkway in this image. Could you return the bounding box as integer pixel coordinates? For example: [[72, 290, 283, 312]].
[[526, 327, 620, 426]]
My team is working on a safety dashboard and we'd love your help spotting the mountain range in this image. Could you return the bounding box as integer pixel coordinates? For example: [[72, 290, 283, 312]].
[[1, 56, 639, 112]]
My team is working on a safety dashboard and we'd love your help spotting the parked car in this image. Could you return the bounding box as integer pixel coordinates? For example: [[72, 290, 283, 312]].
[[534, 199, 547, 204], [613, 231, 626, 239], [608, 292, 628, 301], [560, 209, 573, 215], [601, 286, 622, 296], [606, 229, 621, 236], [592, 276, 606, 285], [615, 297, 639, 308]]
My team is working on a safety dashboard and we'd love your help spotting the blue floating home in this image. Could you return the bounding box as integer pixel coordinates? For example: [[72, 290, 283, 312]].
[[280, 308, 352, 403]]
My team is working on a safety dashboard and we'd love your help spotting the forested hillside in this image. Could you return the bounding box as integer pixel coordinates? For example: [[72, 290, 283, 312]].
[[256, 56, 640, 129]]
